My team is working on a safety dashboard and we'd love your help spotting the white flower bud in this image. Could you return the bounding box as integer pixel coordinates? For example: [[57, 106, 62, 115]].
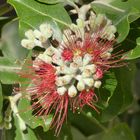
[[45, 46, 56, 56], [34, 29, 47, 43], [38, 53, 52, 63], [77, 81, 85, 91], [34, 39, 43, 47], [76, 18, 85, 28], [34, 29, 42, 38], [94, 81, 102, 88], [84, 78, 94, 87], [82, 69, 92, 77], [39, 24, 53, 38], [110, 25, 117, 33], [62, 75, 73, 84], [56, 75, 72, 86], [57, 87, 67, 96], [95, 14, 105, 27], [85, 64, 96, 73], [83, 54, 92, 65], [73, 56, 82, 65], [52, 53, 63, 65], [25, 30, 35, 39], [59, 65, 74, 75], [56, 77, 64, 86], [75, 75, 82, 81], [21, 39, 35, 49], [70, 62, 79, 72], [108, 34, 115, 41], [68, 85, 77, 97]]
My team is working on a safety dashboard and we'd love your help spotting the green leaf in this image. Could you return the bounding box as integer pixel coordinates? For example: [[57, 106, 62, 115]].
[[99, 72, 117, 104], [125, 37, 140, 60], [88, 123, 136, 140], [116, 63, 136, 112], [103, 123, 136, 140], [1, 19, 28, 61], [131, 113, 140, 140], [69, 111, 104, 136], [34, 123, 73, 140], [0, 57, 21, 84], [91, 0, 140, 43], [8, 0, 71, 37], [18, 98, 52, 132], [100, 63, 135, 122], [36, 0, 63, 4], [0, 19, 28, 84], [0, 84, 3, 122], [88, 132, 104, 140], [14, 115, 38, 140], [71, 126, 86, 140], [91, 1, 125, 15]]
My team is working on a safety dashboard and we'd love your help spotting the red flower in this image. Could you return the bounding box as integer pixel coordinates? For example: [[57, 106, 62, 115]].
[[20, 16, 126, 136]]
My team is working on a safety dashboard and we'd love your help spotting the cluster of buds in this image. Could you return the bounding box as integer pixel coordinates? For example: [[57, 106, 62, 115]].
[[21, 24, 53, 49], [20, 13, 124, 135]]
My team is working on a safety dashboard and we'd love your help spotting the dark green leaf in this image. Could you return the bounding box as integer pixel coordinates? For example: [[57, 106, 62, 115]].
[[125, 37, 140, 60], [0, 4, 13, 16], [69, 111, 104, 136], [103, 123, 136, 140], [99, 71, 117, 104], [88, 123, 136, 140], [34, 123, 73, 140], [71, 126, 86, 140], [100, 63, 135, 122]]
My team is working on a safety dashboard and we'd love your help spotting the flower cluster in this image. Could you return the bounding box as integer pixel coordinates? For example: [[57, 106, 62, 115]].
[[20, 14, 124, 135]]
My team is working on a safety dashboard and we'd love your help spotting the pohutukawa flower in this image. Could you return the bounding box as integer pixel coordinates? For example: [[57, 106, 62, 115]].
[[20, 13, 126, 136]]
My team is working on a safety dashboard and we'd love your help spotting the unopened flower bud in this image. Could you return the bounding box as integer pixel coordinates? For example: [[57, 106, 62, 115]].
[[94, 81, 102, 88], [73, 56, 82, 65], [57, 87, 67, 96], [82, 69, 92, 77], [38, 53, 52, 63], [77, 81, 85, 91], [34, 29, 42, 38], [21, 39, 35, 49], [56, 75, 72, 86], [68, 85, 77, 97], [85, 64, 96, 73], [84, 78, 94, 87], [70, 62, 79, 72], [83, 54, 92, 65], [39, 24, 53, 38], [25, 30, 34, 39]]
